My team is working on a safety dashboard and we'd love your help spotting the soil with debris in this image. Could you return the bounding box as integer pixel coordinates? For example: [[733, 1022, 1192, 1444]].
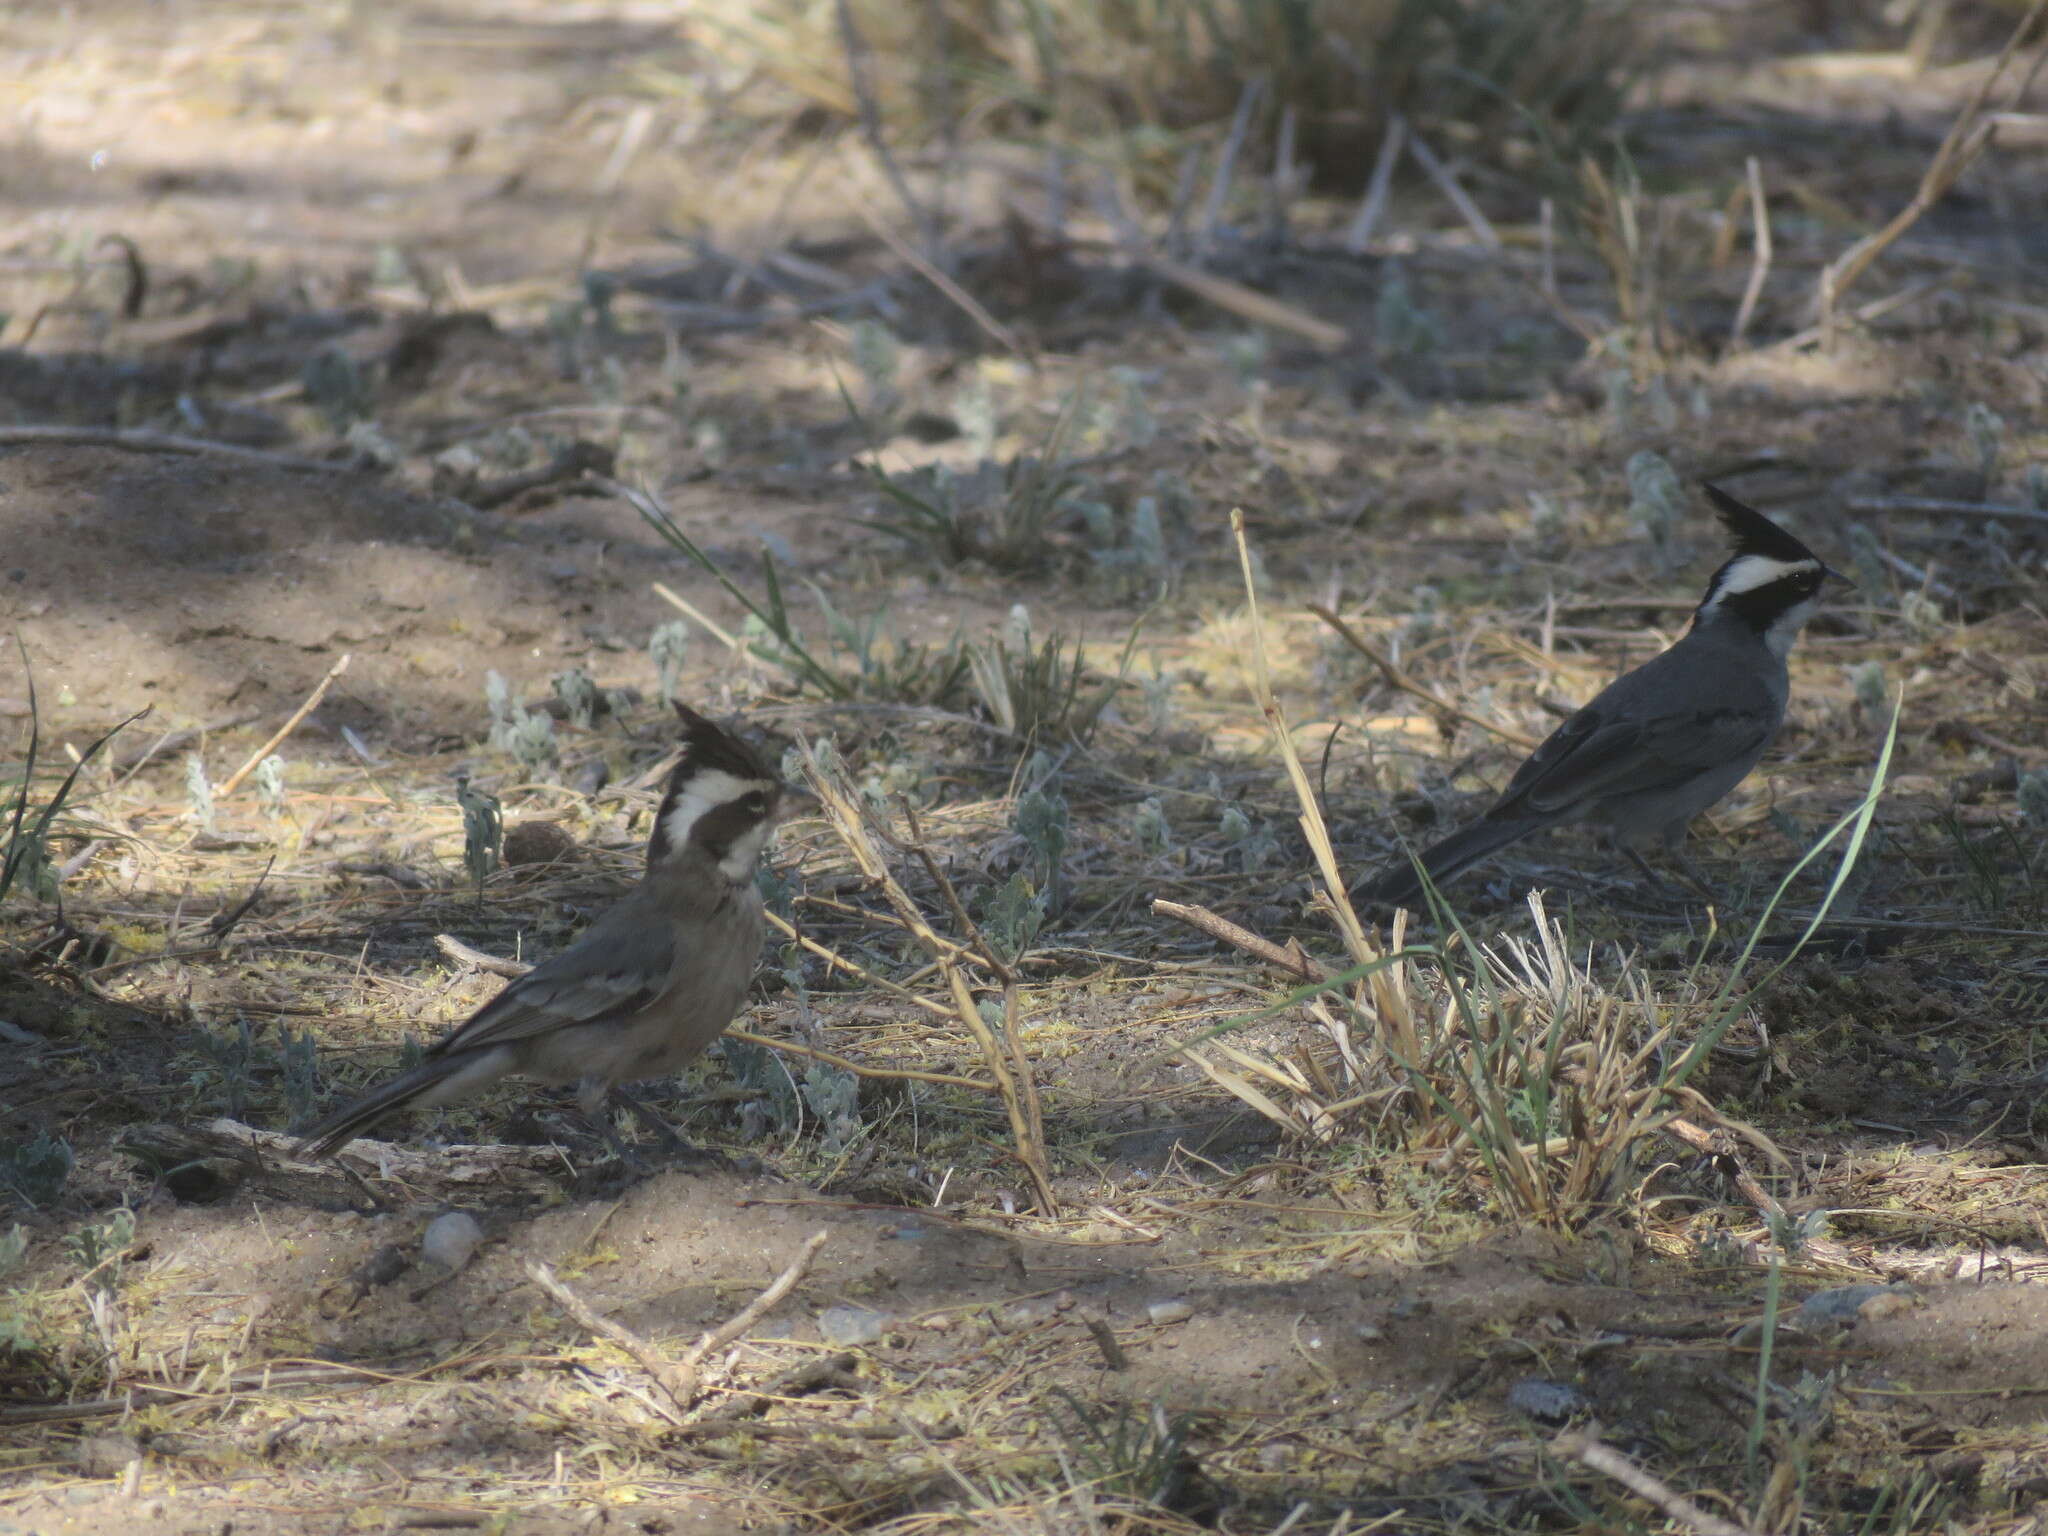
[[5, 4, 2048, 1534]]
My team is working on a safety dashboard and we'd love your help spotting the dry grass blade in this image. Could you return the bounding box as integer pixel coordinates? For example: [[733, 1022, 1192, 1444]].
[[800, 744, 1058, 1215], [1230, 511, 1375, 968]]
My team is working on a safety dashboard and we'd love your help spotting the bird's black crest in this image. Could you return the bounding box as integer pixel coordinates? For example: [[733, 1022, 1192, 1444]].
[[672, 701, 771, 783], [1701, 482, 1820, 566]]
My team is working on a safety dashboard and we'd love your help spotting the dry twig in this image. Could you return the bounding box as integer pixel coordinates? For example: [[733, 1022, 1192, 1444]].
[[0, 424, 345, 472], [1308, 603, 1541, 750], [848, 176, 1031, 362], [435, 931, 529, 977], [525, 1259, 693, 1421], [1153, 898, 1322, 981], [217, 653, 351, 797], [672, 1230, 831, 1397], [1552, 1431, 1762, 1536], [1817, 0, 2048, 341], [832, 0, 938, 252], [1343, 116, 1406, 255], [1403, 118, 1501, 253], [527, 1230, 828, 1416], [802, 748, 1058, 1215], [1729, 157, 1771, 350]]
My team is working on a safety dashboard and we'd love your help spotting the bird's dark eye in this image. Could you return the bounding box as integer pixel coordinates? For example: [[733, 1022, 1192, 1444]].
[[741, 790, 768, 814]]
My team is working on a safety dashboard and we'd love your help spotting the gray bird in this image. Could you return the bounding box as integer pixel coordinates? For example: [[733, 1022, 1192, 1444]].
[[294, 704, 787, 1159], [1360, 484, 1845, 908]]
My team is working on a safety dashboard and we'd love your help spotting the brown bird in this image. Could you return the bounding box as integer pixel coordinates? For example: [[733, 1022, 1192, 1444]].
[[293, 704, 787, 1160]]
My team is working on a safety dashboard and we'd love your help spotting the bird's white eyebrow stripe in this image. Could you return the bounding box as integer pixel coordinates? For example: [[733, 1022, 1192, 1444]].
[[660, 768, 772, 848], [1712, 553, 1819, 597]]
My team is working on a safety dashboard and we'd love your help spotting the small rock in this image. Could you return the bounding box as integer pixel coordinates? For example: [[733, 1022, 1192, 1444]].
[[420, 1212, 485, 1273], [818, 1305, 888, 1347], [1003, 1296, 1057, 1327], [1795, 1284, 1914, 1331], [504, 820, 578, 868], [1506, 1378, 1590, 1425], [74, 1434, 141, 1477], [1146, 1298, 1194, 1326]]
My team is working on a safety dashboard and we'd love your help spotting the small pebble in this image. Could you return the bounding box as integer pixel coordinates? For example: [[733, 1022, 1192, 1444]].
[[352, 1243, 410, 1292], [420, 1211, 485, 1273], [1146, 1298, 1194, 1326], [1003, 1296, 1057, 1327], [818, 1304, 888, 1347], [503, 821, 578, 868], [1795, 1284, 1914, 1331], [73, 1434, 141, 1477], [1506, 1378, 1590, 1425]]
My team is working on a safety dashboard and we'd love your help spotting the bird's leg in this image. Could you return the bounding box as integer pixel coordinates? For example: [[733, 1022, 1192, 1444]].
[[1621, 846, 1671, 892], [606, 1085, 688, 1153], [567, 1076, 653, 1174], [607, 1085, 731, 1169], [1667, 850, 1718, 901], [584, 1110, 654, 1176]]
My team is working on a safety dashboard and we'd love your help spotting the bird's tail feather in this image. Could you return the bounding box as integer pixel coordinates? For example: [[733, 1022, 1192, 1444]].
[[291, 1051, 502, 1159], [1356, 817, 1549, 908]]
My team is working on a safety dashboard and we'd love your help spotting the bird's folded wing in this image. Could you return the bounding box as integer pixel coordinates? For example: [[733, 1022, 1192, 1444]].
[[430, 909, 679, 1054], [1507, 706, 1772, 816]]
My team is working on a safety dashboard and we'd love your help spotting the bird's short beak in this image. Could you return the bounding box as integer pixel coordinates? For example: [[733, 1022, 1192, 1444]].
[[1822, 564, 1856, 590]]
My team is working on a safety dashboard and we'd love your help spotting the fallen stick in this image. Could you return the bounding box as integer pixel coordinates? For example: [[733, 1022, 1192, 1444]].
[[217, 653, 351, 797], [0, 424, 344, 473], [1403, 117, 1501, 253], [526, 1259, 691, 1421], [1136, 252, 1349, 351], [1846, 495, 2048, 526], [1343, 116, 1406, 255], [435, 932, 528, 977], [1728, 157, 1771, 350], [669, 1230, 831, 1402], [1552, 1431, 1762, 1536], [1152, 898, 1323, 981], [851, 184, 1030, 362]]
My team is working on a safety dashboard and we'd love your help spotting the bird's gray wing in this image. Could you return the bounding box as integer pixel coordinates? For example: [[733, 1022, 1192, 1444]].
[[428, 888, 685, 1055], [1497, 701, 1773, 818]]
